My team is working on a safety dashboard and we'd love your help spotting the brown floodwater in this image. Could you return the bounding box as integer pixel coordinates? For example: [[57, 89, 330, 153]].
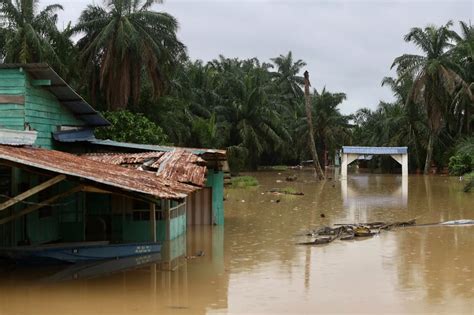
[[0, 170, 473, 314]]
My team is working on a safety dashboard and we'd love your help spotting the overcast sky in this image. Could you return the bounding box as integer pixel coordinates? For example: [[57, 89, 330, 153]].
[[44, 0, 473, 114]]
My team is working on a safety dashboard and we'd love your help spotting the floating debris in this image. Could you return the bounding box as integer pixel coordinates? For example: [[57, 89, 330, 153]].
[[286, 175, 297, 181], [268, 188, 304, 196], [298, 220, 416, 246]]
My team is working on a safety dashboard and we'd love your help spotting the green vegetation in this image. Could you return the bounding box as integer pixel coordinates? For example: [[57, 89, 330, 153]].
[[95, 110, 168, 145], [230, 176, 259, 188], [0, 1, 472, 175], [280, 187, 297, 194]]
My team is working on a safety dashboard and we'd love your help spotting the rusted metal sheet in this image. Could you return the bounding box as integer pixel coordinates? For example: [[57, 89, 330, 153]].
[[85, 152, 165, 166], [0, 145, 197, 199], [88, 139, 227, 161], [83, 150, 208, 187], [0, 129, 37, 146]]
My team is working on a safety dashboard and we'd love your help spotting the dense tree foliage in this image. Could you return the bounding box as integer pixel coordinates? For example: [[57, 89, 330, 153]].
[[0, 1, 472, 174]]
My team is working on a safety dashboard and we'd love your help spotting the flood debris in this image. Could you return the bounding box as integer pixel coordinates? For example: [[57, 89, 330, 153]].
[[286, 175, 298, 181], [268, 188, 304, 196], [298, 219, 416, 246]]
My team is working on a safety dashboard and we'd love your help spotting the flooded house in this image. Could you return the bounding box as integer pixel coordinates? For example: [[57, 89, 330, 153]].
[[0, 64, 226, 262]]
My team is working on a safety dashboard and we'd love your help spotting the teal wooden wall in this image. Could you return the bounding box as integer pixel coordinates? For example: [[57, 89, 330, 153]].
[[0, 68, 85, 149], [206, 170, 225, 225], [118, 214, 186, 242], [0, 69, 25, 130], [24, 74, 85, 149]]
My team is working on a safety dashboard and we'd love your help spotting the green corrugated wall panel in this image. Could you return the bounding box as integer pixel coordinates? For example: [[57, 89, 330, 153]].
[[206, 171, 224, 225]]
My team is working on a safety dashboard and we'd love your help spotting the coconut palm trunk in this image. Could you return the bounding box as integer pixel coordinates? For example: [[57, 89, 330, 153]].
[[424, 133, 434, 174], [304, 71, 325, 180]]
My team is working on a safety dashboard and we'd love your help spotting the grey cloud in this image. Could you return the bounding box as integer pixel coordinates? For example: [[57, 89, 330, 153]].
[[44, 0, 473, 114]]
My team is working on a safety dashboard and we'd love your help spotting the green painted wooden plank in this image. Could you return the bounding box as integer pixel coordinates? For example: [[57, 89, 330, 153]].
[[0, 80, 26, 87], [0, 109, 25, 117], [0, 88, 25, 95], [31, 80, 51, 87], [0, 104, 24, 110], [0, 117, 24, 126]]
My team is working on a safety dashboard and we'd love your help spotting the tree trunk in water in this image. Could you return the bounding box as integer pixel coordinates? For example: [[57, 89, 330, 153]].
[[303, 71, 325, 180], [424, 133, 434, 175]]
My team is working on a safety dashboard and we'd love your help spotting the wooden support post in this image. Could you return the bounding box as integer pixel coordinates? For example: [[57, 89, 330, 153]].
[[164, 200, 171, 241], [0, 174, 66, 212], [0, 186, 81, 225], [150, 202, 156, 242]]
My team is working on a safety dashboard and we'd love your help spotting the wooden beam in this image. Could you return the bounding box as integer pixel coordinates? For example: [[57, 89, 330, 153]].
[[0, 95, 25, 105], [31, 80, 51, 87], [0, 174, 66, 212], [150, 202, 156, 242], [0, 186, 82, 225]]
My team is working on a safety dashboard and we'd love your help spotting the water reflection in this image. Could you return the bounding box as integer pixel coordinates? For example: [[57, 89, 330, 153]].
[[341, 174, 408, 211], [0, 172, 473, 314], [0, 226, 227, 315]]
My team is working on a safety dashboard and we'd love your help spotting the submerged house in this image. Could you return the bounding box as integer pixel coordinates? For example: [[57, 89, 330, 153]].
[[0, 64, 226, 250]]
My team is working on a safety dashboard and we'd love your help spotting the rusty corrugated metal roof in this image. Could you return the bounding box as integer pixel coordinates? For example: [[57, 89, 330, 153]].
[[83, 150, 207, 187], [88, 139, 227, 160], [85, 152, 166, 166], [0, 145, 197, 199]]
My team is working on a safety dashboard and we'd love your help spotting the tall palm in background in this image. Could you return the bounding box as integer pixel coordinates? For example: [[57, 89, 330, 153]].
[[0, 0, 63, 68], [452, 21, 474, 135], [217, 71, 290, 170], [392, 21, 464, 174], [73, 0, 186, 109]]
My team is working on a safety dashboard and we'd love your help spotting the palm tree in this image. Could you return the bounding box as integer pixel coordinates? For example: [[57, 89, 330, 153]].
[[392, 21, 465, 174], [452, 21, 474, 135], [217, 70, 290, 170], [303, 71, 325, 179], [73, 0, 186, 109], [0, 0, 63, 67], [271, 51, 306, 109]]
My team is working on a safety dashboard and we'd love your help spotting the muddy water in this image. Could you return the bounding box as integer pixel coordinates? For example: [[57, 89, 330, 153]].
[[0, 171, 473, 314]]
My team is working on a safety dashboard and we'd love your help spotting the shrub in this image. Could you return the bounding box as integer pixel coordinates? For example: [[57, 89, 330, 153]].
[[95, 110, 168, 145], [230, 176, 259, 188], [448, 153, 472, 176]]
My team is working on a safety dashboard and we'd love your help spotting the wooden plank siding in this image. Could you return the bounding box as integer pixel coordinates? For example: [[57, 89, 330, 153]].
[[24, 73, 85, 149], [0, 69, 25, 130]]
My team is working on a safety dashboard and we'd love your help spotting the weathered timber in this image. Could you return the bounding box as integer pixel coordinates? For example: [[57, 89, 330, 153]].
[[0, 174, 66, 211], [0, 186, 82, 225], [0, 95, 25, 104]]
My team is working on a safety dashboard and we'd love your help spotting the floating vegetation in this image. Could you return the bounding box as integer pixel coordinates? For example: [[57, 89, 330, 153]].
[[230, 176, 259, 188]]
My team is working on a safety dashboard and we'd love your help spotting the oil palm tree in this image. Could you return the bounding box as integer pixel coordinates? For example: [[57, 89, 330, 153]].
[[392, 21, 464, 174], [73, 0, 186, 109], [217, 71, 290, 170], [452, 21, 474, 135], [0, 0, 63, 67]]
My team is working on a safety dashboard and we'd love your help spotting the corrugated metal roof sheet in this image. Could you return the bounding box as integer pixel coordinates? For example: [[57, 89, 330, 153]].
[[83, 150, 207, 187], [89, 139, 227, 160], [0, 64, 109, 127], [0, 145, 197, 199], [342, 146, 408, 155], [0, 129, 37, 146]]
